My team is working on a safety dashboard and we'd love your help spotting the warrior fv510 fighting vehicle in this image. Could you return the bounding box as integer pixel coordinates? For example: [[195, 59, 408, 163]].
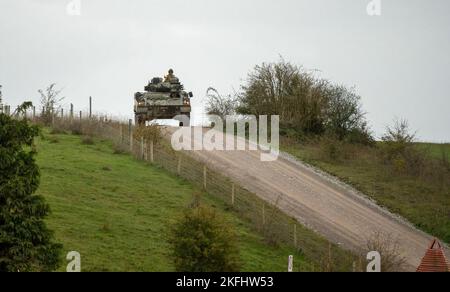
[[134, 71, 193, 126]]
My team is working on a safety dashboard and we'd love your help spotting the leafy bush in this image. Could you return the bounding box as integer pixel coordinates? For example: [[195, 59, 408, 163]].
[[344, 126, 374, 146], [379, 119, 427, 176], [238, 58, 372, 143], [380, 119, 416, 161], [169, 206, 241, 272], [0, 114, 62, 272], [238, 59, 328, 135], [50, 126, 67, 135], [324, 86, 367, 140]]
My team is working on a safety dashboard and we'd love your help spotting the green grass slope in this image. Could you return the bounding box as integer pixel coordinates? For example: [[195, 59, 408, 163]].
[[282, 140, 450, 244], [35, 130, 314, 272]]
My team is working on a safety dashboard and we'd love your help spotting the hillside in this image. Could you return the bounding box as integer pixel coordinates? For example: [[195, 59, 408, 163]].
[[282, 139, 450, 244], [34, 129, 333, 272]]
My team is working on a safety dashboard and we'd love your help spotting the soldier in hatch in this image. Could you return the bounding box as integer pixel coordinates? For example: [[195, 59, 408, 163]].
[[164, 69, 176, 82]]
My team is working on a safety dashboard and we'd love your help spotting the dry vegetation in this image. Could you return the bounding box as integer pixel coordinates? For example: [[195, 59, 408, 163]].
[[365, 232, 407, 272]]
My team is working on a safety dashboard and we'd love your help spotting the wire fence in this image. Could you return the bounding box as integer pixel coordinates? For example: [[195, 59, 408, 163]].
[[25, 110, 358, 272]]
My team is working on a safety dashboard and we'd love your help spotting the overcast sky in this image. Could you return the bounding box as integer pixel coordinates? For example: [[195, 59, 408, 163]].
[[1, 0, 449, 141]]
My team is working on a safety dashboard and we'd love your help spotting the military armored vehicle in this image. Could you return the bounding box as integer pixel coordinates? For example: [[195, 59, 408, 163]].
[[134, 72, 193, 126]]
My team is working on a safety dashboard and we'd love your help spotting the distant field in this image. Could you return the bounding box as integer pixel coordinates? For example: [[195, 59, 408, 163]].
[[282, 139, 450, 244], [414, 143, 450, 160], [35, 130, 329, 272]]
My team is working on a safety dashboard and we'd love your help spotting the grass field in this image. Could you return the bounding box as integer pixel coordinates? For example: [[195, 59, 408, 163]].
[[34, 129, 340, 272], [415, 143, 450, 160], [282, 139, 450, 244]]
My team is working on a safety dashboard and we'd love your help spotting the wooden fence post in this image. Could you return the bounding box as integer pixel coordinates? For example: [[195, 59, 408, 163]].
[[288, 255, 294, 272], [32, 106, 36, 120], [144, 141, 148, 161], [70, 104, 74, 119], [130, 132, 133, 152], [150, 140, 154, 163]]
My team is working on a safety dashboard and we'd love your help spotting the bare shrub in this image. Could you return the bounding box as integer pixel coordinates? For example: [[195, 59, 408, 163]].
[[70, 124, 83, 136], [365, 232, 406, 272], [133, 125, 162, 144], [81, 136, 94, 145], [50, 124, 68, 135], [113, 143, 127, 155], [205, 87, 237, 120], [318, 137, 343, 162], [80, 121, 98, 137], [39, 84, 64, 125], [260, 196, 285, 247], [382, 119, 416, 145]]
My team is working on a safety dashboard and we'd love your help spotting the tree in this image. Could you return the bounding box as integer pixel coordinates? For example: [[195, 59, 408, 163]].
[[205, 87, 237, 120], [170, 206, 241, 272], [325, 85, 371, 142], [238, 59, 329, 135], [238, 58, 372, 142], [0, 114, 62, 272], [39, 84, 64, 125]]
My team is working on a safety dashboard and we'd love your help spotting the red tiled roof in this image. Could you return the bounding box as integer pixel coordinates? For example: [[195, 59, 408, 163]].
[[417, 239, 449, 272]]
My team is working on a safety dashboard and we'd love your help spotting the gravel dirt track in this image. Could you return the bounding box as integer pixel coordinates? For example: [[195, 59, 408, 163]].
[[166, 127, 450, 271]]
